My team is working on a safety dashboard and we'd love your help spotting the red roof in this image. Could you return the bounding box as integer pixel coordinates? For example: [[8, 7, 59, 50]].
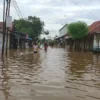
[[89, 21, 100, 34]]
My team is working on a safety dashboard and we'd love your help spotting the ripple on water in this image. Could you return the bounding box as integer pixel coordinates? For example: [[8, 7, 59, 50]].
[[0, 48, 100, 100]]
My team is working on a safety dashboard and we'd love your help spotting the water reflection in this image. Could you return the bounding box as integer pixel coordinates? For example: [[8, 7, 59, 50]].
[[1, 57, 9, 100], [65, 51, 100, 100], [68, 51, 93, 78], [0, 48, 100, 100]]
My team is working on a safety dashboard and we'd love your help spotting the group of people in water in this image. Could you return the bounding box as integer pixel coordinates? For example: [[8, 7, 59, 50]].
[[33, 42, 48, 53]]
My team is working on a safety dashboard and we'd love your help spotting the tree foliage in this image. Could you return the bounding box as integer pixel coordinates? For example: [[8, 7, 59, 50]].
[[67, 21, 88, 39], [44, 30, 49, 35], [14, 16, 49, 40]]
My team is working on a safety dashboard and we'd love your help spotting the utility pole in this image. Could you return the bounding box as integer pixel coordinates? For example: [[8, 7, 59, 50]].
[[2, 0, 6, 56], [6, 0, 11, 55], [2, 0, 11, 55]]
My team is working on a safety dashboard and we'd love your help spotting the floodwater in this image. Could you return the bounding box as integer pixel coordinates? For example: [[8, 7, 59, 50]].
[[0, 47, 100, 100]]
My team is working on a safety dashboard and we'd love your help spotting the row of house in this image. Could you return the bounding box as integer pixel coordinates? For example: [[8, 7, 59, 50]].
[[0, 22, 32, 53], [55, 21, 100, 52]]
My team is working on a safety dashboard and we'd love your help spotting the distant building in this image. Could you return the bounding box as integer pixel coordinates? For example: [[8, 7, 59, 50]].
[[59, 24, 68, 38], [54, 24, 68, 47]]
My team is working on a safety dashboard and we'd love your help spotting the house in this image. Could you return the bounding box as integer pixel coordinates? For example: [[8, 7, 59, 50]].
[[0, 22, 14, 52], [55, 24, 71, 47], [10, 31, 25, 49], [0, 21, 33, 50], [56, 23, 94, 51], [0, 22, 4, 52], [59, 24, 67, 37], [0, 29, 3, 53], [89, 21, 100, 52], [56, 21, 100, 52]]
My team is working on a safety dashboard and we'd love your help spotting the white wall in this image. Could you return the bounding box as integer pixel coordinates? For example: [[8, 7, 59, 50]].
[[93, 34, 100, 48], [0, 33, 2, 50], [59, 24, 67, 37]]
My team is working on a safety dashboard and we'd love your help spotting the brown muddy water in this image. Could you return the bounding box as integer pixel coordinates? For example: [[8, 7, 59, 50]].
[[0, 47, 100, 100]]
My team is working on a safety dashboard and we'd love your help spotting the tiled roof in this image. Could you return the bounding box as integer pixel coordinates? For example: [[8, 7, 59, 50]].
[[89, 21, 100, 34]]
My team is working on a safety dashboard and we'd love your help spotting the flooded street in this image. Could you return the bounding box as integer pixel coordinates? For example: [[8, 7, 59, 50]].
[[0, 47, 100, 100]]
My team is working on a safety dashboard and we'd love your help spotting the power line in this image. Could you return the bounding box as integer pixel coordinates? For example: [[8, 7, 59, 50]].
[[12, 0, 22, 18], [15, 0, 23, 17], [11, 3, 21, 18], [71, 0, 99, 19], [13, 0, 23, 18], [11, 1, 21, 18], [11, 0, 23, 19]]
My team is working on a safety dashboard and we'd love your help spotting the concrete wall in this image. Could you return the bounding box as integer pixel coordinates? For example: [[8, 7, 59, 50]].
[[0, 33, 3, 52], [59, 24, 67, 37], [93, 34, 100, 48]]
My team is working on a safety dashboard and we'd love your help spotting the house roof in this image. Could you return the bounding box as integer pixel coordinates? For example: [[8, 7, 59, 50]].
[[89, 21, 100, 34]]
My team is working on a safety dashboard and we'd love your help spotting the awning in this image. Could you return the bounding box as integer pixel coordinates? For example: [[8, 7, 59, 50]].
[[28, 38, 32, 40], [64, 35, 72, 39]]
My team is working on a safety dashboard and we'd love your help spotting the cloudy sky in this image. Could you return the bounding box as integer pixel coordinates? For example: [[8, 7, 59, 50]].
[[0, 0, 100, 37]]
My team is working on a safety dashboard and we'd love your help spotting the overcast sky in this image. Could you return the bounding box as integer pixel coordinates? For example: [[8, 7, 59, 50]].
[[0, 0, 100, 37]]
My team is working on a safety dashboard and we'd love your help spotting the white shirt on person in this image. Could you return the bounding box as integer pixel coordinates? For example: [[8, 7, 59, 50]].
[[33, 45, 38, 52]]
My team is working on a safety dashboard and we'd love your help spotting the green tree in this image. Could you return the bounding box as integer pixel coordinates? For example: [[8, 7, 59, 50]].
[[41, 37, 46, 43], [44, 30, 49, 35], [67, 21, 88, 39], [14, 16, 49, 40]]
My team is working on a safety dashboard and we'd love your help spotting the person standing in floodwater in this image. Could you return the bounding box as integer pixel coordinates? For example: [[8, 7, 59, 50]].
[[38, 42, 41, 49], [44, 42, 48, 51], [33, 43, 38, 53], [51, 42, 54, 48]]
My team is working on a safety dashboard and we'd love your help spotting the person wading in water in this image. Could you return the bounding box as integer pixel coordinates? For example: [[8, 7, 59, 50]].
[[33, 42, 38, 53], [44, 42, 48, 51]]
